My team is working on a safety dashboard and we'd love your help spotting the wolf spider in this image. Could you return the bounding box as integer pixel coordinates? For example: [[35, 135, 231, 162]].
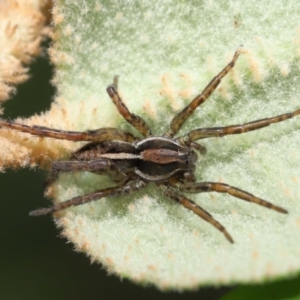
[[1, 49, 299, 243]]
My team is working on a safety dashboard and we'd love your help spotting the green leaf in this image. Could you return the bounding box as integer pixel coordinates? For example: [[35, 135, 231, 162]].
[[47, 0, 300, 290], [221, 275, 300, 300]]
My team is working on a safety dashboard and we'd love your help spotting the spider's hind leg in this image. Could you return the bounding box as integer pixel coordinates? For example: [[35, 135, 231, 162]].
[[30, 180, 147, 216], [0, 119, 136, 142], [44, 169, 60, 187], [45, 158, 128, 187]]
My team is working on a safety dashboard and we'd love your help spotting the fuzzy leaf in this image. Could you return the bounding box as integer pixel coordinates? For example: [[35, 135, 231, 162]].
[[3, 0, 300, 291]]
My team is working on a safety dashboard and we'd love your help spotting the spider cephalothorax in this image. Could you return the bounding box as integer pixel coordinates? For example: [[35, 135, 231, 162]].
[[1, 48, 299, 243]]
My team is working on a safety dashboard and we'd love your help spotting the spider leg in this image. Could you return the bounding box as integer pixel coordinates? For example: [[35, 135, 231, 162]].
[[52, 159, 111, 172], [0, 119, 136, 142], [178, 108, 300, 143], [55, 159, 126, 182], [165, 48, 242, 137], [46, 151, 111, 186], [106, 77, 152, 137], [159, 184, 233, 243], [45, 160, 106, 187], [30, 180, 146, 216], [181, 182, 288, 214], [190, 142, 207, 154], [45, 159, 128, 186]]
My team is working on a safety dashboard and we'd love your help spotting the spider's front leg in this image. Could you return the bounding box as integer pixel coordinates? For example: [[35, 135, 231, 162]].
[[30, 180, 147, 216], [178, 108, 300, 143], [165, 48, 242, 137], [159, 184, 234, 243], [160, 180, 287, 243], [181, 182, 288, 213]]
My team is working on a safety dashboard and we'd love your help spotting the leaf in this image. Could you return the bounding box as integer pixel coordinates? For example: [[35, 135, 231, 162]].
[[2, 0, 300, 290], [221, 276, 300, 300]]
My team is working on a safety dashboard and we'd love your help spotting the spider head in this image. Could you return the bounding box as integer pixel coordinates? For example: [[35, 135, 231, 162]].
[[132, 137, 199, 182]]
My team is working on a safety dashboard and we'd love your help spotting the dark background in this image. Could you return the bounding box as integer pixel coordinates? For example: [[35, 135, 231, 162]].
[[0, 49, 231, 300]]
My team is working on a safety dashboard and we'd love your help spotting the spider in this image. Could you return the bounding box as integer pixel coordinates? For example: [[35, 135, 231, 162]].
[[1, 49, 299, 243]]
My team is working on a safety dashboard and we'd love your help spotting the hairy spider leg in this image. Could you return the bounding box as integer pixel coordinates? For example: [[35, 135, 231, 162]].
[[0, 119, 136, 142], [107, 80, 152, 137], [159, 184, 234, 243], [190, 142, 207, 154], [177, 108, 300, 143], [181, 182, 288, 214], [166, 48, 242, 137], [113, 75, 119, 90], [30, 180, 147, 216], [45, 159, 127, 187]]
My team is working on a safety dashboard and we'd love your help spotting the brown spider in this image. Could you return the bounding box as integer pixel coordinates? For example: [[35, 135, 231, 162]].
[[1, 49, 299, 243]]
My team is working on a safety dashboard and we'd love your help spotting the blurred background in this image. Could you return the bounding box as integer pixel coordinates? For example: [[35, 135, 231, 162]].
[[0, 44, 231, 300]]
